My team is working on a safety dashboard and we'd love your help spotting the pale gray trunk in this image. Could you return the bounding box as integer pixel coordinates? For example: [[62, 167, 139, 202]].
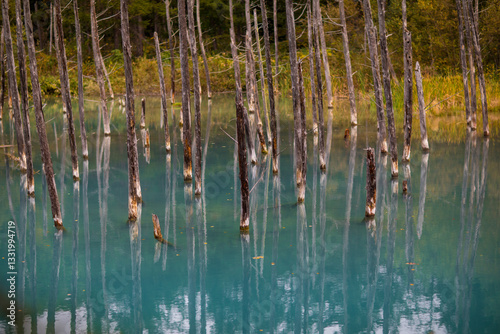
[[23, 0, 62, 227], [462, 0, 477, 129], [402, 0, 413, 162], [196, 0, 211, 99], [102, 53, 114, 100], [273, 0, 279, 88], [166, 0, 176, 103], [414, 62, 429, 151], [74, 0, 88, 160], [313, 0, 333, 109], [339, 0, 357, 125], [154, 32, 171, 153], [307, 3, 318, 134], [455, 0, 472, 126], [312, 8, 325, 170], [0, 28, 5, 120]]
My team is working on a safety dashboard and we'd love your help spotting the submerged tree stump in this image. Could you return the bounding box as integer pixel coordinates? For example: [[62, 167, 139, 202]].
[[365, 148, 376, 217], [415, 62, 429, 151]]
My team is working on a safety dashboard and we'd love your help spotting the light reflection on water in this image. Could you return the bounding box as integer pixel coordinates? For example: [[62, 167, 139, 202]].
[[0, 96, 499, 333]]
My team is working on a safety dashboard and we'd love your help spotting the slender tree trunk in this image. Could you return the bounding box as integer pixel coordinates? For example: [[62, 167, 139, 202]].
[[166, 0, 176, 103], [54, 0, 79, 181], [455, 0, 472, 126], [462, 0, 477, 129], [102, 53, 114, 100], [229, 0, 249, 231], [15, 0, 34, 195], [121, 0, 142, 220], [49, 3, 53, 54], [154, 32, 171, 153], [273, 0, 279, 89], [187, 0, 202, 195], [402, 0, 413, 162], [362, 0, 387, 153], [298, 62, 307, 189], [313, 0, 333, 109], [0, 28, 5, 120], [196, 0, 211, 99], [23, 0, 62, 227], [312, 9, 326, 170], [339, 0, 357, 125], [2, 0, 26, 172], [178, 0, 193, 181], [307, 3, 317, 135], [140, 98, 146, 129], [260, 0, 278, 174], [365, 147, 376, 217], [74, 0, 88, 160], [286, 0, 305, 203], [415, 62, 429, 151], [377, 0, 398, 177], [91, 0, 111, 136]]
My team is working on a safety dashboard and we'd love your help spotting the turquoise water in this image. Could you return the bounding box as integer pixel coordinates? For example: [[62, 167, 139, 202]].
[[1, 96, 499, 333]]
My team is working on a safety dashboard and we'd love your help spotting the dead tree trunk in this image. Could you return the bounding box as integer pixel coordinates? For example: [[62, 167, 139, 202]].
[[54, 0, 79, 181], [154, 32, 171, 153], [229, 0, 249, 231], [140, 98, 146, 129], [91, 0, 111, 136], [361, 0, 387, 153], [455, 0, 472, 126], [462, 0, 477, 129], [15, 0, 34, 195], [0, 28, 5, 120], [49, 3, 53, 54], [298, 62, 307, 189], [402, 0, 413, 162], [365, 147, 376, 217], [178, 0, 193, 181], [312, 8, 326, 170], [260, 0, 279, 174], [313, 0, 333, 109], [339, 0, 357, 125], [121, 0, 142, 220], [187, 0, 202, 195], [286, 0, 305, 203], [376, 0, 398, 177], [23, 0, 62, 227], [166, 0, 176, 103], [273, 0, 279, 88], [74, 0, 88, 160], [196, 0, 211, 99], [415, 62, 429, 151], [2, 0, 26, 172], [307, 3, 317, 135]]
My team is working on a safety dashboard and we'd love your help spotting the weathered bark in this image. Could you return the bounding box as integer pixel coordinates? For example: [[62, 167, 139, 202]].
[[15, 0, 34, 195], [121, 0, 142, 220], [91, 0, 111, 136], [273, 0, 279, 88], [312, 8, 326, 170], [196, 0, 211, 99], [102, 54, 114, 100], [286, 0, 305, 203], [187, 0, 202, 195], [154, 32, 171, 153], [0, 28, 5, 120], [166, 0, 176, 103], [229, 0, 249, 231], [49, 3, 53, 54], [339, 0, 357, 125], [462, 0, 477, 129], [178, 0, 193, 181], [376, 0, 398, 177], [152, 214, 166, 243], [54, 0, 79, 181], [415, 62, 429, 151], [313, 0, 333, 109], [140, 98, 146, 129], [260, 0, 279, 174], [2, 0, 26, 172], [455, 0, 472, 126], [23, 0, 62, 227], [307, 3, 318, 134], [74, 0, 88, 160], [298, 62, 307, 189], [365, 147, 376, 217], [402, 2, 413, 163], [361, 0, 387, 153]]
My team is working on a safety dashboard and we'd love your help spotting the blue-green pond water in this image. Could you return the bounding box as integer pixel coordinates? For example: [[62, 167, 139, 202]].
[[0, 96, 499, 333]]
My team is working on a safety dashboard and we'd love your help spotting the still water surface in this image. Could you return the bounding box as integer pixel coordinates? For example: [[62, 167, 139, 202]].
[[0, 96, 499, 333]]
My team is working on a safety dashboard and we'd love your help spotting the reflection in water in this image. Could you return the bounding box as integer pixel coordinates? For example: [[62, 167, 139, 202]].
[[384, 179, 398, 334], [71, 181, 80, 334], [60, 115, 67, 219], [47, 229, 63, 334], [417, 153, 429, 239], [83, 160, 93, 331], [241, 232, 251, 334], [184, 184, 196, 334], [404, 163, 415, 287], [17, 174, 27, 331], [27, 196, 37, 333], [130, 204, 143, 333]]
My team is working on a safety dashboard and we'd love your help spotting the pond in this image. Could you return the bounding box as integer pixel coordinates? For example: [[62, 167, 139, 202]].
[[0, 95, 499, 333]]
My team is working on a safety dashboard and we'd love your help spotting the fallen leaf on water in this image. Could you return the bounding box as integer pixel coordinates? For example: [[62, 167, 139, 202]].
[[252, 256, 264, 260], [406, 262, 419, 265]]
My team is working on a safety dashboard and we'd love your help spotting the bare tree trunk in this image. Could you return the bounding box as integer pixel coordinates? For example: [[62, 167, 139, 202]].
[[54, 0, 79, 181], [455, 0, 472, 126], [402, 0, 413, 162], [313, 0, 333, 109], [306, 4, 318, 135], [102, 53, 115, 100], [166, 0, 176, 103], [121, 0, 142, 221], [23, 0, 62, 227], [415, 62, 429, 151], [49, 3, 53, 55], [196, 0, 211, 99], [462, 0, 477, 129], [0, 28, 5, 120], [376, 0, 398, 177], [286, 0, 305, 203], [187, 0, 202, 195], [229, 0, 249, 231], [178, 0, 193, 181], [15, 0, 34, 195], [74, 0, 88, 160], [312, 8, 325, 170], [339, 0, 357, 125], [91, 0, 111, 136], [2, 0, 26, 172], [362, 0, 387, 153], [298, 62, 307, 189], [273, 0, 279, 89], [260, 0, 279, 174], [140, 98, 146, 129], [365, 147, 376, 217], [154, 32, 171, 153]]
